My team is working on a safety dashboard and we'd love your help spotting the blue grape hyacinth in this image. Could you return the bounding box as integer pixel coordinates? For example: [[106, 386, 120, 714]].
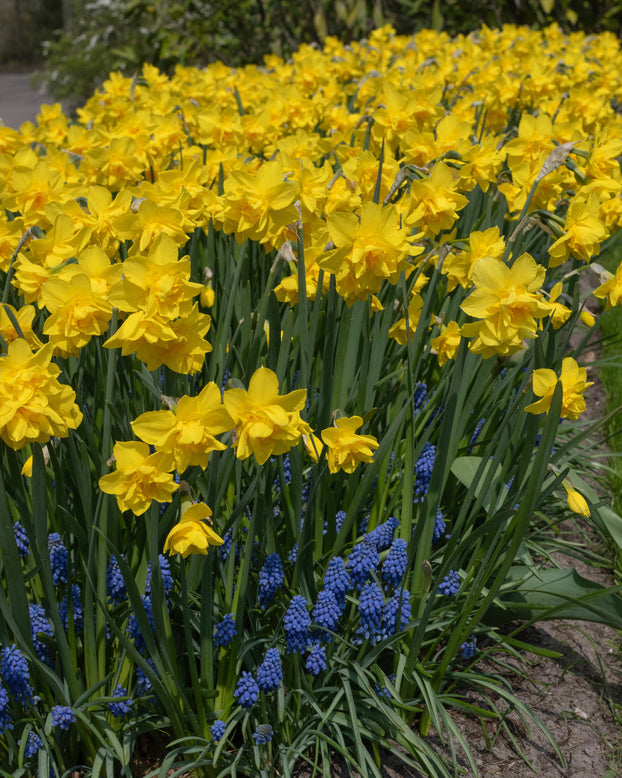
[[460, 637, 477, 659], [13, 522, 29, 559], [432, 508, 446, 544], [469, 417, 486, 452], [253, 723, 273, 744], [60, 584, 83, 632], [346, 536, 379, 588], [0, 684, 13, 735], [219, 528, 233, 561], [258, 553, 284, 608], [146, 554, 174, 600], [357, 581, 384, 642], [438, 570, 460, 596], [413, 443, 435, 502], [21, 729, 42, 757], [283, 594, 311, 654], [214, 613, 237, 648], [233, 671, 259, 708], [106, 555, 126, 604], [108, 685, 132, 717], [312, 588, 342, 642], [323, 556, 351, 603], [48, 532, 68, 586], [29, 604, 54, 665], [382, 538, 408, 589], [211, 719, 226, 742], [367, 516, 400, 552], [1, 644, 33, 705], [413, 382, 428, 413], [305, 643, 327, 677], [126, 594, 155, 651], [51, 705, 75, 731], [136, 658, 157, 696], [382, 590, 412, 637], [335, 509, 346, 533], [256, 648, 282, 693]]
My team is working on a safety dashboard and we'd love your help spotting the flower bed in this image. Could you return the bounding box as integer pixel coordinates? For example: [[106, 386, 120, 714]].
[[1, 22, 622, 777]]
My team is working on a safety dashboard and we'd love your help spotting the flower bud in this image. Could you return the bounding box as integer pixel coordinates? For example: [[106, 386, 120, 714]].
[[200, 284, 215, 308], [566, 487, 590, 517]]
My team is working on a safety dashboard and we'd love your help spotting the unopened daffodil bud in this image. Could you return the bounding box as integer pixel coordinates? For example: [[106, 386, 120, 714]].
[[200, 284, 215, 308], [579, 310, 596, 327], [562, 480, 590, 517]]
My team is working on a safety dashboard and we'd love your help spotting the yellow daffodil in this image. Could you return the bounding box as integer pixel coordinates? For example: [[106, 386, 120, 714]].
[[107, 234, 202, 319], [41, 274, 113, 357], [524, 357, 593, 420], [200, 284, 215, 308], [593, 260, 622, 309], [548, 194, 608, 266], [223, 367, 309, 465], [546, 282, 572, 329], [163, 502, 223, 557], [579, 310, 596, 327], [220, 160, 299, 248], [320, 201, 421, 305], [430, 321, 462, 366], [321, 415, 379, 474], [460, 253, 551, 358], [113, 197, 193, 250], [388, 293, 424, 345], [131, 383, 233, 472], [441, 227, 505, 291], [0, 304, 42, 350], [402, 163, 469, 238], [104, 304, 212, 374], [99, 441, 177, 516], [0, 339, 83, 450]]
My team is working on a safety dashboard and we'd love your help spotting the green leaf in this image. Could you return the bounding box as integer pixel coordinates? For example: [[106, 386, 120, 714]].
[[596, 504, 622, 551], [450, 455, 504, 512], [486, 566, 622, 628]]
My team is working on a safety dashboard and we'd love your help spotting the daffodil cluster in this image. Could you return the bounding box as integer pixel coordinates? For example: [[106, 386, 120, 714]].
[[1, 20, 621, 775]]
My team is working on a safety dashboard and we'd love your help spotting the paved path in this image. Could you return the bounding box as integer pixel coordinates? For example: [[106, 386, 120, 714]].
[[0, 71, 61, 129]]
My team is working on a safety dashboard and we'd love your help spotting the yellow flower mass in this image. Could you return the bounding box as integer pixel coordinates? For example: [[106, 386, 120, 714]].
[[0, 22, 620, 551]]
